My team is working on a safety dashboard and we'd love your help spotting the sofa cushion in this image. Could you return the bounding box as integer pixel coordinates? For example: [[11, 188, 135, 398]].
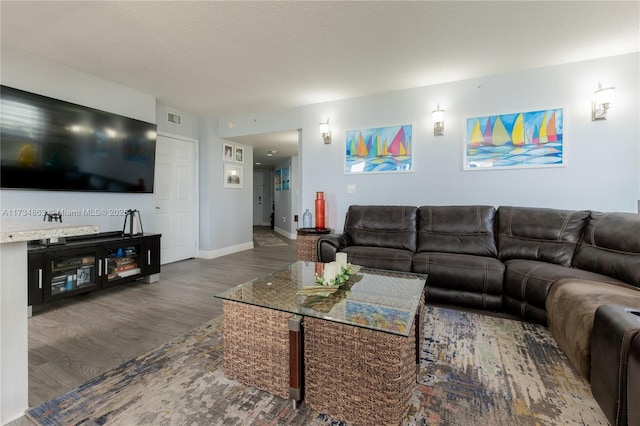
[[497, 206, 589, 267], [416, 205, 497, 257], [412, 252, 504, 310], [503, 259, 626, 324], [342, 246, 414, 272], [573, 211, 640, 287], [546, 281, 640, 382], [344, 205, 417, 252]]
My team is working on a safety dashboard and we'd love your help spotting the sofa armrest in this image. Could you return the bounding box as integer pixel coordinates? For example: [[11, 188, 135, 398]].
[[629, 332, 640, 426], [317, 234, 351, 262], [591, 304, 640, 426]]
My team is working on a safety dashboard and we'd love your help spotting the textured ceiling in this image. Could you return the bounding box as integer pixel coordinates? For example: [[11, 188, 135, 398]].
[[1, 1, 638, 166]]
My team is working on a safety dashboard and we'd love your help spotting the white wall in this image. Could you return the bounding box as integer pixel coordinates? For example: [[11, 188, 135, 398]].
[[3, 49, 637, 253], [291, 151, 300, 232], [0, 48, 158, 233], [273, 157, 296, 238], [198, 117, 253, 256], [219, 53, 640, 233], [156, 102, 200, 141]]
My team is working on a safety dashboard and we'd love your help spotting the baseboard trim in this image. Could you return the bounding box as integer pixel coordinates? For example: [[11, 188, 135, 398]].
[[198, 242, 254, 259], [273, 227, 296, 240]]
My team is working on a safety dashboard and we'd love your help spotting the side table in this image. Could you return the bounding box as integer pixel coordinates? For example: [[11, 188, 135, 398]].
[[296, 228, 331, 262]]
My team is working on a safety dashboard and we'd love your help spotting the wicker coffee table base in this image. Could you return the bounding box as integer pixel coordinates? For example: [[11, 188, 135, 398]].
[[222, 301, 292, 399], [222, 298, 423, 424], [304, 316, 418, 426]]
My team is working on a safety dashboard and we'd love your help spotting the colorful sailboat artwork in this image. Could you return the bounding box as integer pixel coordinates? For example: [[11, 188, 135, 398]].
[[465, 108, 563, 170], [346, 125, 412, 173]]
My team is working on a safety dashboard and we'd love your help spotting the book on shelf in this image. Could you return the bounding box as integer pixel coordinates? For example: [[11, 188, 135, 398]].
[[53, 258, 83, 269], [115, 263, 139, 272], [76, 266, 92, 285], [115, 268, 141, 278], [113, 257, 135, 267]]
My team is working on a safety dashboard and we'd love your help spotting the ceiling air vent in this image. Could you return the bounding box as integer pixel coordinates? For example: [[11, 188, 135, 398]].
[[167, 111, 182, 126]]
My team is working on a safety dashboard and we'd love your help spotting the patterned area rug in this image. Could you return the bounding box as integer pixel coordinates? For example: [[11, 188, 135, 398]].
[[253, 228, 289, 247], [27, 306, 607, 425]]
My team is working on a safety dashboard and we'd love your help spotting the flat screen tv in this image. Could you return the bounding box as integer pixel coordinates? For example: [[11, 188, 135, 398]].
[[0, 85, 157, 193]]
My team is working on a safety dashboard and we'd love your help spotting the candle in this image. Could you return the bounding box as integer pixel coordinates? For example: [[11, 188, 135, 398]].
[[323, 263, 337, 285], [336, 252, 347, 269]]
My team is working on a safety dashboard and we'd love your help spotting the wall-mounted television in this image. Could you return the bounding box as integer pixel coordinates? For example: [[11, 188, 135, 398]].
[[0, 85, 157, 193]]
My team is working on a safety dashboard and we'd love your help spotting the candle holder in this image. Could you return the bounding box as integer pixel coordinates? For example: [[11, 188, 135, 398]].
[[122, 209, 144, 237]]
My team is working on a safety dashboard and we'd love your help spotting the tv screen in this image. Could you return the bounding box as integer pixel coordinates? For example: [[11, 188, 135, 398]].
[[0, 85, 157, 193]]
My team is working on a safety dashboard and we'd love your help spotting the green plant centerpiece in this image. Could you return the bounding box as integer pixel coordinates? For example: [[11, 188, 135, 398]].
[[296, 258, 361, 297], [314, 262, 359, 286]]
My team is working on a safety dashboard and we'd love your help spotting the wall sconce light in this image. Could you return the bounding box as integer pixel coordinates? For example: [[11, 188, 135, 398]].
[[592, 84, 615, 121], [320, 118, 332, 144], [432, 105, 445, 136]]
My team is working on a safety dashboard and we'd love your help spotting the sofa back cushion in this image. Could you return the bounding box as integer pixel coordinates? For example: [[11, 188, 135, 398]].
[[416, 205, 497, 257], [497, 206, 589, 267], [344, 205, 417, 252], [573, 212, 640, 287]]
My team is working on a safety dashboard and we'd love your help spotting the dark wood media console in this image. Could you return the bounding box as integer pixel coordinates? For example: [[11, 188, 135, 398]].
[[27, 231, 161, 313]]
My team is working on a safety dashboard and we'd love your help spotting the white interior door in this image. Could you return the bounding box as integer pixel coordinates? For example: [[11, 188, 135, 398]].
[[253, 171, 264, 225], [155, 134, 197, 264]]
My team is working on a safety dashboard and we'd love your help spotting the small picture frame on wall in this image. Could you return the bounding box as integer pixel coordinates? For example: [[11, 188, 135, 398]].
[[275, 168, 282, 191], [223, 163, 243, 188], [223, 143, 234, 162], [281, 166, 290, 190], [234, 146, 244, 163]]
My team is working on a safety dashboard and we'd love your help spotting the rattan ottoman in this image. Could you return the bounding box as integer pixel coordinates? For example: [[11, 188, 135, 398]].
[[304, 312, 419, 426], [222, 300, 291, 399]]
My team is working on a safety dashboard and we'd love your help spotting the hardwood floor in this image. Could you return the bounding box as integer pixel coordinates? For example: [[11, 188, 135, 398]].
[[12, 228, 295, 424]]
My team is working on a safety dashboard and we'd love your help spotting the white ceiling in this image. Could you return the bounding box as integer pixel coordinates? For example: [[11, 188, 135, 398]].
[[1, 1, 638, 167]]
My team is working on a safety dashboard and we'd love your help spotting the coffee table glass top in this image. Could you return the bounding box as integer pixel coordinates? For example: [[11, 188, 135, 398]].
[[215, 261, 426, 337]]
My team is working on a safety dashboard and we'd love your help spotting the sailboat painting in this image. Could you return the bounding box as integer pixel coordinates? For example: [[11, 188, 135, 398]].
[[345, 124, 413, 174], [464, 108, 564, 170]]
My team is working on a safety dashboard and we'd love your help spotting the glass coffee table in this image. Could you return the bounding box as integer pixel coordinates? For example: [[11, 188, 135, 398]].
[[215, 261, 426, 425]]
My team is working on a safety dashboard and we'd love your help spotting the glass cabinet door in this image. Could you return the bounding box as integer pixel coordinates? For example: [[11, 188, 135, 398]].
[[44, 249, 99, 301], [104, 242, 143, 285]]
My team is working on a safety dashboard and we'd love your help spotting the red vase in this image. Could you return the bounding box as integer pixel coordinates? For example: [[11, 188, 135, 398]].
[[315, 192, 326, 230]]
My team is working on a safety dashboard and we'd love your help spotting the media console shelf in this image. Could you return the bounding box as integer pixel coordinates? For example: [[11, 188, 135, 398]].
[[27, 231, 161, 312]]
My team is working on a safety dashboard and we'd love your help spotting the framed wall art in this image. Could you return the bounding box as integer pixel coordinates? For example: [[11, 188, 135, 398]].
[[223, 163, 243, 188], [275, 168, 282, 191], [345, 124, 413, 174], [464, 108, 564, 170], [234, 146, 244, 163], [223, 143, 234, 162], [281, 166, 290, 190]]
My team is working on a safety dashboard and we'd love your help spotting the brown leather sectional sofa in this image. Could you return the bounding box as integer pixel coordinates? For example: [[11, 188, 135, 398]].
[[317, 204, 640, 425]]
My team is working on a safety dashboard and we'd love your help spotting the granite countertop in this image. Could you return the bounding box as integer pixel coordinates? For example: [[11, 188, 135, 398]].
[[0, 221, 100, 244]]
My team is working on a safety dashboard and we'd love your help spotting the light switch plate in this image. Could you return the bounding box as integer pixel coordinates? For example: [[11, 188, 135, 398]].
[[347, 184, 356, 194]]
